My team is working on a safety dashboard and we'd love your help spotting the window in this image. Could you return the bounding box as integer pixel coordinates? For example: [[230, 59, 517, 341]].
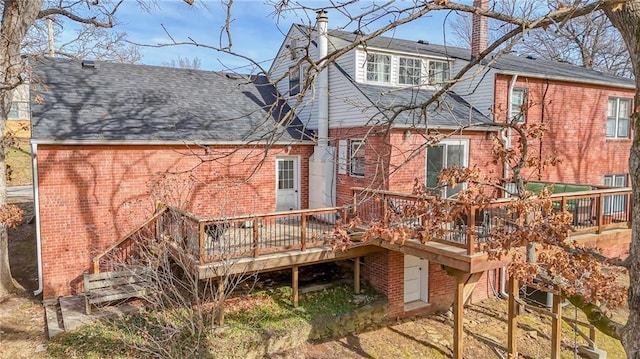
[[511, 88, 527, 123], [604, 174, 627, 215], [7, 101, 29, 119], [398, 57, 421, 85], [289, 66, 300, 96], [607, 97, 631, 138], [278, 159, 295, 190], [426, 139, 468, 198], [366, 54, 391, 83], [428, 61, 450, 84], [350, 139, 365, 177]]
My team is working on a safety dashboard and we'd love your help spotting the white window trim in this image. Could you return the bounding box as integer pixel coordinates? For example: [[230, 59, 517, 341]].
[[350, 139, 366, 177], [365, 53, 392, 85], [510, 88, 527, 123], [398, 56, 423, 86], [427, 60, 450, 85], [603, 174, 627, 215], [426, 138, 469, 198], [607, 97, 631, 139], [360, 49, 450, 88]]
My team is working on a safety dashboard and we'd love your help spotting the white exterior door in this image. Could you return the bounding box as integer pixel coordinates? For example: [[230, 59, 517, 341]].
[[276, 157, 300, 211], [404, 255, 428, 303]]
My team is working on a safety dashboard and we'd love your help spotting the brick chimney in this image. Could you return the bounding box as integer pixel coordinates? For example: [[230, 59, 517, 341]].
[[471, 0, 489, 58]]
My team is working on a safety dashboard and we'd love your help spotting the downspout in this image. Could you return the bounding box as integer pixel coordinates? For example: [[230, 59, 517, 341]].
[[317, 9, 329, 149], [499, 74, 518, 298], [538, 79, 549, 180], [503, 74, 518, 185], [31, 143, 43, 295]]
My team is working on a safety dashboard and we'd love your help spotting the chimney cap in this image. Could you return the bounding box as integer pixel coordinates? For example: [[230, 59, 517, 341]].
[[316, 9, 328, 20], [81, 60, 95, 69]]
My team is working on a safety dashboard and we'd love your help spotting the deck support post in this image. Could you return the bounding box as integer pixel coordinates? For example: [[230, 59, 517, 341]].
[[453, 272, 465, 359], [507, 276, 519, 358], [354, 257, 361, 294], [217, 278, 225, 326], [292, 266, 299, 307], [551, 293, 562, 359]]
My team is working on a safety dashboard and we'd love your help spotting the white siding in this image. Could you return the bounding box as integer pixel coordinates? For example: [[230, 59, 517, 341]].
[[451, 60, 495, 118], [269, 26, 320, 130], [328, 64, 381, 128]]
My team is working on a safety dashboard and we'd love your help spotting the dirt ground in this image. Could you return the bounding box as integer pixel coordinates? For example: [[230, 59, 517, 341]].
[[0, 202, 629, 358]]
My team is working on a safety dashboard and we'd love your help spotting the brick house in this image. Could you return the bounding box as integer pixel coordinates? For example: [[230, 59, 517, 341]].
[[30, 9, 633, 322], [265, 11, 633, 316], [30, 58, 314, 298]]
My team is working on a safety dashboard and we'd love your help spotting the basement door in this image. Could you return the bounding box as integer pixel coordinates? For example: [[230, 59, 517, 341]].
[[404, 255, 429, 304], [275, 156, 300, 211]]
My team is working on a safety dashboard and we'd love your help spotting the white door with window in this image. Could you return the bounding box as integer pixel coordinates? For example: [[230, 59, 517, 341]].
[[404, 255, 428, 303], [426, 139, 469, 198], [276, 157, 300, 211]]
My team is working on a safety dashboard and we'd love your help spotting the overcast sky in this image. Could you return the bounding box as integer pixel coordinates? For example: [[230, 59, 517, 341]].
[[111, 0, 464, 71]]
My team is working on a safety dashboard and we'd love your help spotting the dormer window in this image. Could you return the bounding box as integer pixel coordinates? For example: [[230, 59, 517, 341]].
[[398, 57, 422, 85], [428, 61, 450, 84], [366, 54, 391, 83]]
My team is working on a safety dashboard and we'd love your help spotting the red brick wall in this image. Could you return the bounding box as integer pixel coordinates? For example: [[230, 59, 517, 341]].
[[330, 127, 389, 207], [427, 263, 457, 312], [387, 130, 500, 194], [362, 250, 404, 317], [494, 75, 634, 185], [37, 144, 313, 298]]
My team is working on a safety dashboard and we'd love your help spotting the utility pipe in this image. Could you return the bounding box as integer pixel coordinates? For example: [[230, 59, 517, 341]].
[[316, 9, 329, 149]]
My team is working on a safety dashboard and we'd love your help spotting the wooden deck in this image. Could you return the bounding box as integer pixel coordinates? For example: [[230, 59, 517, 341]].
[[92, 185, 632, 276]]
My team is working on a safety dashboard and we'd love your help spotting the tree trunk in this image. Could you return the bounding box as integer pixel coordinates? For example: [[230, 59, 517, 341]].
[[605, 1, 640, 358], [0, 0, 43, 297]]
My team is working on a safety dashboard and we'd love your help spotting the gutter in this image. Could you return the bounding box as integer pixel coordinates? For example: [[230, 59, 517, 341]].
[[31, 143, 43, 296], [496, 69, 635, 90], [30, 139, 316, 146]]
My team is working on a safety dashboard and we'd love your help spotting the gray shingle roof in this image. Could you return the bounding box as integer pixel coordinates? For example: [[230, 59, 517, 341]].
[[354, 82, 492, 129], [329, 29, 634, 88], [31, 58, 313, 144]]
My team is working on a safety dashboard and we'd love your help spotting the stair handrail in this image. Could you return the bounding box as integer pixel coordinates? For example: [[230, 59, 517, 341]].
[[92, 202, 168, 273]]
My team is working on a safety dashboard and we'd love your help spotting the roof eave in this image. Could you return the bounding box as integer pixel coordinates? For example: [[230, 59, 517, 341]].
[[391, 122, 501, 132], [496, 70, 635, 90], [30, 139, 316, 146]]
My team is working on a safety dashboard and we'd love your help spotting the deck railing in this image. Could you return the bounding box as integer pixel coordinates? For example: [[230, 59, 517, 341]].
[[93, 205, 348, 270], [352, 186, 632, 256], [92, 205, 169, 273], [93, 185, 631, 271]]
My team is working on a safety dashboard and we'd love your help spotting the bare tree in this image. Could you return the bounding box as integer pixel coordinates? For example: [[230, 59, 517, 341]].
[[0, 0, 189, 297], [449, 0, 632, 77], [163, 56, 202, 70]]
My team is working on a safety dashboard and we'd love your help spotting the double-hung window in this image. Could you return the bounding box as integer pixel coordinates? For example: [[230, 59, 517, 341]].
[[366, 54, 391, 83], [511, 88, 527, 123], [607, 97, 631, 138], [428, 61, 450, 84], [350, 139, 365, 177], [398, 57, 421, 85]]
